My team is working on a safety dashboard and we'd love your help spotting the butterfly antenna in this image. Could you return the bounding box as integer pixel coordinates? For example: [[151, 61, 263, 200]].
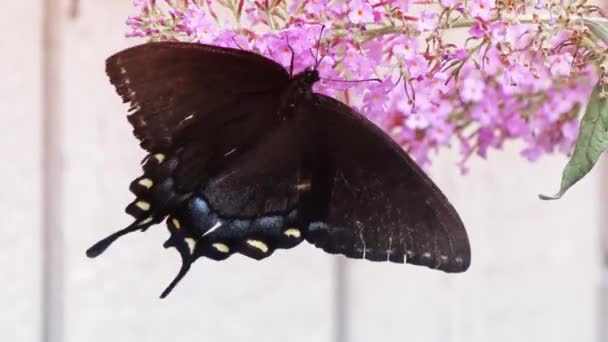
[[321, 77, 383, 84], [285, 34, 296, 76], [314, 24, 326, 69], [86, 222, 143, 258], [160, 250, 192, 298]]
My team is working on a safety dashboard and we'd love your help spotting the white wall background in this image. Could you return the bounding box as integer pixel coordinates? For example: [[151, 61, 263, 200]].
[[2, 1, 606, 341]]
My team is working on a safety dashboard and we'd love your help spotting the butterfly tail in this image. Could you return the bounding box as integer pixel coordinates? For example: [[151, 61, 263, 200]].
[[86, 219, 155, 258], [86, 152, 181, 258]]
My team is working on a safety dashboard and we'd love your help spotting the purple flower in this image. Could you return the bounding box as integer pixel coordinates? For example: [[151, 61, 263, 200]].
[[549, 29, 572, 49], [469, 22, 486, 38], [245, 7, 264, 26], [406, 113, 430, 130], [471, 97, 498, 126], [316, 55, 339, 79], [410, 144, 431, 167], [407, 55, 427, 78], [125, 0, 599, 170], [460, 76, 485, 102], [505, 24, 534, 50], [364, 80, 394, 112], [468, 0, 495, 20], [425, 100, 453, 125], [549, 53, 573, 77], [440, 0, 461, 7], [488, 20, 507, 41], [253, 34, 271, 54], [348, 0, 374, 24], [561, 119, 579, 143], [392, 92, 414, 114], [428, 122, 455, 145], [500, 63, 530, 94], [343, 46, 373, 75], [423, 72, 451, 97], [480, 46, 503, 75], [445, 48, 468, 61], [363, 39, 385, 64], [304, 0, 329, 14], [506, 114, 529, 136], [267, 36, 293, 68], [521, 145, 543, 161], [284, 26, 315, 55], [183, 7, 219, 43], [392, 37, 418, 60], [553, 90, 576, 114], [392, 0, 410, 12], [183, 6, 204, 33], [132, 0, 148, 10], [213, 31, 248, 48], [417, 11, 438, 32], [476, 128, 499, 158]]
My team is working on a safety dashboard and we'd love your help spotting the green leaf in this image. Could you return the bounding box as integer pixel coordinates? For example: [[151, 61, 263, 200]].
[[583, 19, 608, 44], [539, 82, 608, 200]]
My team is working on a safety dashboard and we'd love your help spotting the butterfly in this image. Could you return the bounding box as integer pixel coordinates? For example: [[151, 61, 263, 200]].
[[86, 42, 471, 298]]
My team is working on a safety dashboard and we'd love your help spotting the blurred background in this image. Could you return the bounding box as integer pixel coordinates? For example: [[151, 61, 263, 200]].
[[3, 0, 607, 341]]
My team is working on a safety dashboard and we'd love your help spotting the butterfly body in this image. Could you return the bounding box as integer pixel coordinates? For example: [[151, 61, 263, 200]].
[[87, 42, 470, 298], [277, 68, 320, 117]]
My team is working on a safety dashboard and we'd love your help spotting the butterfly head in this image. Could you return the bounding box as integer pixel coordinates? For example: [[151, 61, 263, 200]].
[[295, 67, 320, 87], [288, 67, 320, 102]]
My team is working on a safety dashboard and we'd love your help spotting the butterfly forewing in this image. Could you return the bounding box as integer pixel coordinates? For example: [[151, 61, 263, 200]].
[[105, 42, 289, 151], [303, 94, 470, 272]]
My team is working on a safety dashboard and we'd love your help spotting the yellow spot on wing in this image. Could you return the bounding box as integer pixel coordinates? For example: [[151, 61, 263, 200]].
[[185, 238, 196, 254], [171, 218, 181, 229], [212, 243, 230, 253], [139, 217, 153, 225], [246, 240, 269, 253], [136, 201, 150, 211], [284, 228, 301, 238], [138, 178, 153, 189], [154, 153, 165, 163]]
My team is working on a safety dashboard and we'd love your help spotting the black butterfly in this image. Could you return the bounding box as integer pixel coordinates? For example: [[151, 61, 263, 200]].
[[87, 42, 471, 298]]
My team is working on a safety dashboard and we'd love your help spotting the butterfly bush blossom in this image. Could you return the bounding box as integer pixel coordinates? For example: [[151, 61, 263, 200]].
[[126, 0, 608, 171]]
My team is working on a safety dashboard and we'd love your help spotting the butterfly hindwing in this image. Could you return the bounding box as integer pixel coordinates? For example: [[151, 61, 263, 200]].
[[87, 124, 311, 298], [302, 94, 471, 272], [170, 91, 284, 193], [192, 101, 320, 244]]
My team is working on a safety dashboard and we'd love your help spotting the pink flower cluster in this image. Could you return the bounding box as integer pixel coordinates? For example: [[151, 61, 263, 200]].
[[126, 0, 604, 171]]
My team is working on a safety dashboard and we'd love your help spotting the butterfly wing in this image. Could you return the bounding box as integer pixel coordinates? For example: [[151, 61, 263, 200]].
[[148, 110, 320, 298], [88, 85, 322, 297], [181, 92, 471, 273], [92, 43, 297, 296], [105, 42, 290, 151], [304, 94, 471, 272], [92, 41, 468, 297]]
